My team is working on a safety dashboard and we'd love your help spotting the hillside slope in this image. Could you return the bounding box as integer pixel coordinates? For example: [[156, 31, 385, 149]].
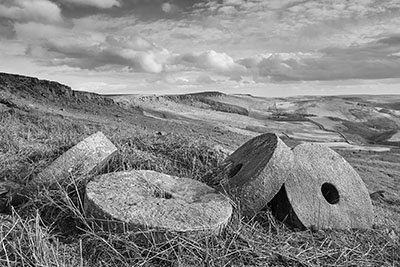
[[111, 92, 400, 151], [0, 73, 248, 150], [0, 72, 399, 266]]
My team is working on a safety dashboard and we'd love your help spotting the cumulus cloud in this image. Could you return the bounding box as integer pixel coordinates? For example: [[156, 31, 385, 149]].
[[223, 0, 245, 6], [20, 25, 171, 74], [0, 19, 15, 39], [63, 0, 120, 9], [161, 2, 180, 14], [174, 50, 246, 74], [196, 74, 216, 84], [4, 0, 400, 88], [0, 0, 62, 23], [105, 35, 154, 51], [136, 51, 166, 73], [237, 39, 400, 82], [218, 6, 237, 15], [189, 0, 400, 55]]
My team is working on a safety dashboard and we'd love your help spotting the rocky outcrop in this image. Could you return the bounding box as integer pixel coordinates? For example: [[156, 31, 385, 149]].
[[162, 92, 249, 116], [0, 72, 114, 106]]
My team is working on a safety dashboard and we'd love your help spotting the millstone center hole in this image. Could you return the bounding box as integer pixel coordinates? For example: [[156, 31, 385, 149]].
[[321, 183, 340, 205], [228, 163, 243, 178]]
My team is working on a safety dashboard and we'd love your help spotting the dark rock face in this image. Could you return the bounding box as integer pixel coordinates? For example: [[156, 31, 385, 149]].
[[0, 72, 114, 106]]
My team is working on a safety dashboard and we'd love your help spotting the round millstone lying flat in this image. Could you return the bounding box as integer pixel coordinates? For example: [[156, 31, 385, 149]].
[[34, 131, 117, 186], [270, 143, 373, 230], [85, 170, 233, 234], [219, 133, 295, 218]]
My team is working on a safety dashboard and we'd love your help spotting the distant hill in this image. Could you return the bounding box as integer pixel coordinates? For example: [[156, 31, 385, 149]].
[[0, 72, 115, 108], [2, 71, 400, 150]]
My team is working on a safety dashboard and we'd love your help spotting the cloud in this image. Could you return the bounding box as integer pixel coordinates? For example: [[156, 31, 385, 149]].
[[218, 6, 237, 15], [3, 0, 400, 92], [223, 0, 245, 6], [238, 37, 400, 82], [17, 21, 171, 74], [44, 39, 170, 73], [105, 35, 154, 51], [63, 0, 120, 9], [378, 34, 400, 45], [136, 51, 165, 73], [188, 0, 400, 55], [0, 19, 15, 39], [0, 0, 62, 23], [196, 74, 216, 84], [161, 2, 180, 13], [174, 50, 246, 74]]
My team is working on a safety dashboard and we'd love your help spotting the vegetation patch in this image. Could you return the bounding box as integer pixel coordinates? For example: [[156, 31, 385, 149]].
[[163, 93, 249, 116], [341, 119, 398, 145], [198, 98, 249, 116], [374, 102, 400, 111], [268, 112, 316, 122], [0, 104, 399, 266]]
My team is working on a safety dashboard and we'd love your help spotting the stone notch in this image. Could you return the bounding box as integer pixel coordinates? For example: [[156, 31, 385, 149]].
[[218, 133, 295, 218], [270, 143, 373, 230], [34, 132, 117, 186], [85, 170, 233, 234]]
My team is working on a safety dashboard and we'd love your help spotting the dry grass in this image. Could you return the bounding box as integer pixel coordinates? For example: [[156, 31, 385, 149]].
[[0, 108, 399, 266]]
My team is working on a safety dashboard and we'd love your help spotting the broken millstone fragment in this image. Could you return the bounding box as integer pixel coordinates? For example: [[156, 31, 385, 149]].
[[270, 143, 373, 230], [85, 170, 232, 234], [217, 133, 295, 218], [33, 132, 117, 187]]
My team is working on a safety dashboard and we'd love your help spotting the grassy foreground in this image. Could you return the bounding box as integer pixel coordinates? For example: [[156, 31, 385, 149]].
[[0, 109, 399, 267]]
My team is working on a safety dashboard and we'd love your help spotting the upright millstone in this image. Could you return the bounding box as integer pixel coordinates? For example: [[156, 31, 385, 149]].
[[218, 133, 295, 218], [85, 170, 233, 234], [33, 132, 117, 186], [270, 143, 373, 230]]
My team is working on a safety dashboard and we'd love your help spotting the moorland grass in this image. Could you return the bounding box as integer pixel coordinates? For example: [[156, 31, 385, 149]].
[[0, 109, 399, 266]]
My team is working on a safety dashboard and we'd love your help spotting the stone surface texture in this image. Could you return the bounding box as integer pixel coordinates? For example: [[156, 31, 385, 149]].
[[220, 133, 295, 218], [85, 170, 233, 233], [276, 143, 373, 230], [34, 132, 117, 186]]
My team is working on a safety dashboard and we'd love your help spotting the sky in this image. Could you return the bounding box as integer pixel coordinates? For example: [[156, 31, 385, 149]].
[[0, 0, 399, 97]]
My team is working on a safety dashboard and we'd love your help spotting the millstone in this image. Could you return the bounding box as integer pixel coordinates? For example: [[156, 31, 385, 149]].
[[34, 132, 117, 186], [85, 170, 233, 234], [270, 143, 373, 230], [219, 133, 295, 218]]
